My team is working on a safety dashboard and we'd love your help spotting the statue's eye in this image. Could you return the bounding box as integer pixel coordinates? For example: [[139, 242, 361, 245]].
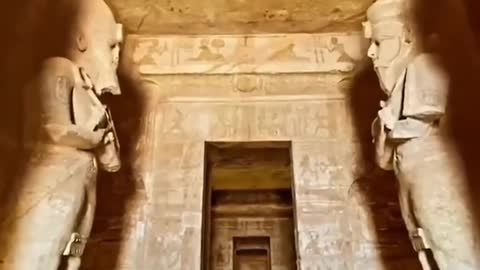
[[374, 40, 380, 46]]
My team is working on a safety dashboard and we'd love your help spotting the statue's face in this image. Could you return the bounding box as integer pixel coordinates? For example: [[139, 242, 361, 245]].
[[76, 1, 123, 96], [89, 22, 123, 96], [364, 21, 411, 92]]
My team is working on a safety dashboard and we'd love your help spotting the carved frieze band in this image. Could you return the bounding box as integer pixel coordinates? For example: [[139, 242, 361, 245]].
[[127, 32, 366, 75]]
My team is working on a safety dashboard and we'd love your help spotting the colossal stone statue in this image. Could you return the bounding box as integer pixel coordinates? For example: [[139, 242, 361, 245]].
[[0, 0, 122, 269], [364, 0, 480, 269]]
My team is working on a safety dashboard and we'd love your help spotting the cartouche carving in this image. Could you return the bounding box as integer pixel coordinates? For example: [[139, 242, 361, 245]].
[[0, 0, 123, 269], [364, 0, 480, 269]]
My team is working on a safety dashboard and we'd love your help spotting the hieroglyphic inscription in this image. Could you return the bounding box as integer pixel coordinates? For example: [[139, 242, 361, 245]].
[[144, 140, 204, 205], [292, 141, 348, 189], [128, 33, 365, 74], [292, 141, 356, 270], [141, 139, 204, 270], [144, 215, 202, 270], [277, 101, 338, 139], [153, 101, 347, 141], [300, 232, 347, 257], [252, 101, 346, 140]]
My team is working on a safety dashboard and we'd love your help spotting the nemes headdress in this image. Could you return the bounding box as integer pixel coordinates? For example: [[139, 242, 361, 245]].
[[363, 0, 409, 39]]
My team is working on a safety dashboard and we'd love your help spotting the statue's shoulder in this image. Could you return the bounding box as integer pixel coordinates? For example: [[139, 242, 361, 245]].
[[409, 53, 445, 76], [37, 57, 78, 83], [407, 53, 448, 87]]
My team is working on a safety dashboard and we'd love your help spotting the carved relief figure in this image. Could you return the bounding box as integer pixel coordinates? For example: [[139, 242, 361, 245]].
[[305, 108, 329, 137], [364, 0, 480, 269], [316, 36, 355, 72], [163, 107, 187, 136], [133, 39, 168, 65], [213, 106, 240, 137], [266, 43, 309, 62], [304, 231, 321, 255], [189, 38, 226, 61], [300, 154, 342, 187], [0, 0, 122, 269], [156, 233, 182, 269], [215, 242, 231, 265], [256, 106, 286, 137]]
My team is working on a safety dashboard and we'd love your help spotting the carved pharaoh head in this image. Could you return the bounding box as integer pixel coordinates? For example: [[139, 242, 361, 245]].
[[69, 0, 123, 96], [363, 0, 413, 92]]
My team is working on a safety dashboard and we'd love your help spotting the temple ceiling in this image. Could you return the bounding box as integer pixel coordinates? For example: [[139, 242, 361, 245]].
[[106, 0, 373, 34]]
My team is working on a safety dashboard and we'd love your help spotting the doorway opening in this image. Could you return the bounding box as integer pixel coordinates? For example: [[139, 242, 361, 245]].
[[201, 141, 298, 270], [233, 236, 271, 270]]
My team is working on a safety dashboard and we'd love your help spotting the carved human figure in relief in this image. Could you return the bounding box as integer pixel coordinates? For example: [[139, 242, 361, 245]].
[[0, 0, 122, 269], [364, 0, 480, 269]]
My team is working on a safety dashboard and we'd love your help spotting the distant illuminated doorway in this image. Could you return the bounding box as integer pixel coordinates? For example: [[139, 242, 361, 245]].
[[201, 141, 298, 270]]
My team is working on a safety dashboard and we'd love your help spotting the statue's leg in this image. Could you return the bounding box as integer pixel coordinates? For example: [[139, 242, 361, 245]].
[[397, 179, 436, 270], [433, 251, 479, 270], [0, 153, 97, 270], [1, 175, 86, 270], [63, 175, 97, 270], [397, 138, 480, 270], [415, 166, 479, 269]]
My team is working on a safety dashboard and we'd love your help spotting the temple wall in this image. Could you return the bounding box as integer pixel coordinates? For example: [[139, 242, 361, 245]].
[[83, 32, 421, 269]]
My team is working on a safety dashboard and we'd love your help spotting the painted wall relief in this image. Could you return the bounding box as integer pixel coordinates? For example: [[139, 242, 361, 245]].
[[130, 33, 365, 74]]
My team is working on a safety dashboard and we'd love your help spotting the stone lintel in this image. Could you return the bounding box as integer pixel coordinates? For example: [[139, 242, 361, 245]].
[[126, 32, 366, 75]]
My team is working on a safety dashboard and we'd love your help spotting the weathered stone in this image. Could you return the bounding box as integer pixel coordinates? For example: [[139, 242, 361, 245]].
[[0, 1, 123, 269], [133, 73, 349, 100], [365, 0, 479, 269], [107, 0, 373, 34]]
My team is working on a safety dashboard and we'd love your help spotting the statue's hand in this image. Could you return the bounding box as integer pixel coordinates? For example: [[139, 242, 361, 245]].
[[102, 131, 115, 145], [371, 117, 394, 170], [91, 128, 108, 146], [88, 105, 107, 130], [378, 106, 396, 130]]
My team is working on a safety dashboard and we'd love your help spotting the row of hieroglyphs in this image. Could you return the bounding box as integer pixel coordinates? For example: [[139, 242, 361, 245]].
[[145, 101, 350, 141], [127, 32, 366, 74]]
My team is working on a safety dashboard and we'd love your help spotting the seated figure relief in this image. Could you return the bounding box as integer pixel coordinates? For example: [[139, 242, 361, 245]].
[[364, 0, 480, 269], [0, 0, 122, 269]]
